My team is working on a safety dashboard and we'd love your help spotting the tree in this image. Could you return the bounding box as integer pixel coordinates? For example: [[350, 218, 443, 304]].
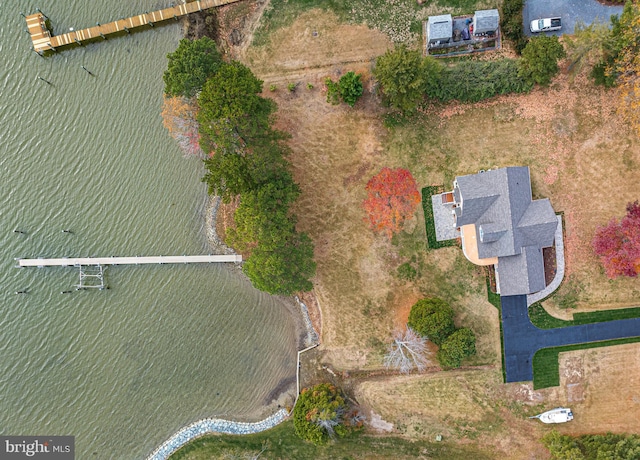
[[518, 35, 566, 85], [611, 0, 640, 135], [197, 61, 277, 156], [362, 167, 421, 238], [407, 298, 456, 346], [542, 430, 640, 460], [161, 96, 203, 157], [436, 327, 476, 369], [242, 231, 316, 295], [592, 201, 640, 278], [384, 327, 428, 373], [293, 383, 349, 445], [373, 45, 442, 113], [163, 37, 222, 97]]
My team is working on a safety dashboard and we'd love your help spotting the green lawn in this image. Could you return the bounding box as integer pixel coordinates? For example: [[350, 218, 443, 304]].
[[529, 303, 640, 329], [168, 420, 494, 459], [532, 337, 640, 389]]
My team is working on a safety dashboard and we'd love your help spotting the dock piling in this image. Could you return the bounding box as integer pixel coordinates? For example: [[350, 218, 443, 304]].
[[37, 76, 51, 84], [81, 65, 94, 76]]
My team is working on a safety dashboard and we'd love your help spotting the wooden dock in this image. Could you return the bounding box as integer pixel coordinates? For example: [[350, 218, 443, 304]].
[[17, 254, 241, 267], [26, 0, 241, 54]]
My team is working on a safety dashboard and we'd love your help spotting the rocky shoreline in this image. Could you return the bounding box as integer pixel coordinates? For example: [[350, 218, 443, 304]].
[[146, 409, 289, 460]]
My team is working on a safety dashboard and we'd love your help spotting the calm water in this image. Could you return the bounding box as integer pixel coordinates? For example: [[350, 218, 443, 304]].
[[0, 2, 297, 458]]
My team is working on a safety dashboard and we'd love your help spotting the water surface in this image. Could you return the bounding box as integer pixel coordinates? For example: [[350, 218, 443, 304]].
[[0, 2, 297, 458]]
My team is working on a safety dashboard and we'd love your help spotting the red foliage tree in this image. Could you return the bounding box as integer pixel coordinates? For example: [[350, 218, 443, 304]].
[[161, 96, 203, 157], [363, 167, 421, 238], [592, 201, 640, 278]]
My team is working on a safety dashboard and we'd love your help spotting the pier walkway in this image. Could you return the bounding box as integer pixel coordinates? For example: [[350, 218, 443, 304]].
[[17, 255, 241, 267], [26, 0, 241, 54]]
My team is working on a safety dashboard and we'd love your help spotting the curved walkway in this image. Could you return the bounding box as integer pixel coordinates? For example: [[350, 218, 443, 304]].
[[527, 215, 564, 306], [501, 295, 640, 382], [146, 409, 288, 460]]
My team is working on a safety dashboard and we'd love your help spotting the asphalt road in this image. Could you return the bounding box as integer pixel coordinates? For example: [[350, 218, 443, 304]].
[[501, 295, 640, 383], [523, 0, 624, 36]]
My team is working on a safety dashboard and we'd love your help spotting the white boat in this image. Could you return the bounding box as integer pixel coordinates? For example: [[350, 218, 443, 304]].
[[529, 407, 573, 424]]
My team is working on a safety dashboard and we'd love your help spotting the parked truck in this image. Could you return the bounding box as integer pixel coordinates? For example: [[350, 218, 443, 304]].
[[530, 17, 562, 33]]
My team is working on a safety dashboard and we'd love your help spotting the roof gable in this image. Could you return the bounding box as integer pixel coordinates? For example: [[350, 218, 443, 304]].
[[473, 9, 500, 33]]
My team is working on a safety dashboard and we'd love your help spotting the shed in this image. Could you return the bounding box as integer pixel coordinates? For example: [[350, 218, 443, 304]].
[[427, 14, 453, 44], [473, 9, 499, 35]]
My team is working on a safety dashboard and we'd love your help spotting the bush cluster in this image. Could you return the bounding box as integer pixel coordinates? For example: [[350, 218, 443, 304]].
[[325, 71, 364, 107], [408, 298, 476, 369]]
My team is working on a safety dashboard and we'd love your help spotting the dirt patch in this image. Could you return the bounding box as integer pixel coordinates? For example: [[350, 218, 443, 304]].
[[214, 196, 239, 251], [183, 9, 219, 41]]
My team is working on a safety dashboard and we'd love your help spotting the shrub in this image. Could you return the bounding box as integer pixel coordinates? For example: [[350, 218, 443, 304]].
[[338, 71, 363, 107], [518, 35, 566, 86], [287, 82, 297, 92], [428, 59, 533, 103], [407, 298, 456, 346], [325, 78, 341, 105], [436, 327, 476, 369], [325, 72, 364, 107], [293, 383, 350, 445], [269, 84, 277, 92]]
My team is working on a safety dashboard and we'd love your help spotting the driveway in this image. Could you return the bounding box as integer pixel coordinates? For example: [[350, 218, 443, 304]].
[[501, 295, 640, 383], [523, 0, 624, 36]]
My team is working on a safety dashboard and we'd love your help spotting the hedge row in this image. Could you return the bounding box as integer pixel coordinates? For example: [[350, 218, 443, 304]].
[[428, 59, 533, 103]]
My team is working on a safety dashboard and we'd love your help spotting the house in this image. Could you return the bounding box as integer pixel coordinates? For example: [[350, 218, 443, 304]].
[[440, 167, 557, 296], [426, 14, 453, 45], [472, 9, 500, 36]]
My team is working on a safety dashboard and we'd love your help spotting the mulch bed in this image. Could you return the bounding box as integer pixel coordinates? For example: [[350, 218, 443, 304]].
[[543, 245, 557, 287]]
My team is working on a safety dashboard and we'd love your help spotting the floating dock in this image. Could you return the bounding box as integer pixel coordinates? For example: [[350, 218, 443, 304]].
[[17, 255, 241, 267], [26, 0, 241, 54]]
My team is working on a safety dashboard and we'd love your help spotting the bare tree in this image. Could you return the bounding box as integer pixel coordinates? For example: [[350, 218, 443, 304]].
[[384, 327, 428, 373]]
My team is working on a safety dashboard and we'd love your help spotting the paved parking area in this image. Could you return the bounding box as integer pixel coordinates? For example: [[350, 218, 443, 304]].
[[523, 0, 624, 36], [501, 295, 640, 382]]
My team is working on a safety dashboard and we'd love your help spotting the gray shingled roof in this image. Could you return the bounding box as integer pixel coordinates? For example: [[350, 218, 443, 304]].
[[428, 14, 453, 42], [452, 166, 557, 296], [473, 9, 499, 34]]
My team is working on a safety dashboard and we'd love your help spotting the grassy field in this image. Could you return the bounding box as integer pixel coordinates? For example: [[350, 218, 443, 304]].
[[533, 337, 640, 389], [251, 0, 500, 47], [169, 419, 494, 459], [356, 370, 552, 458]]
